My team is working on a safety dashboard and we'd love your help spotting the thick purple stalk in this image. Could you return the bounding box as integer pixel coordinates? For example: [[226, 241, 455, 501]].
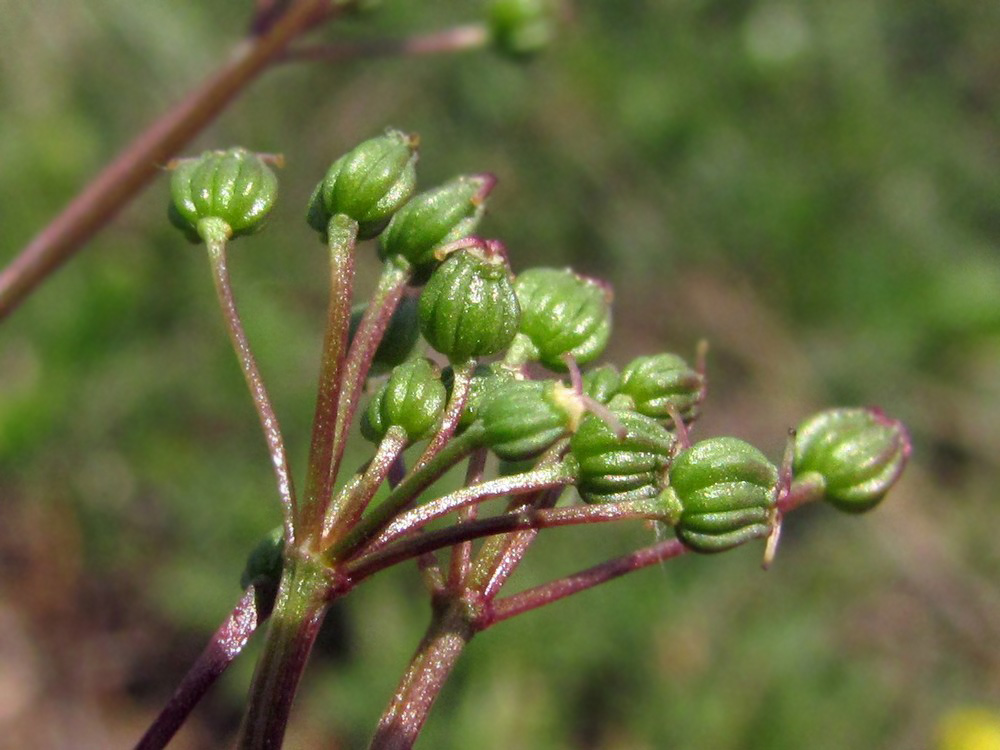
[[235, 554, 332, 749], [301, 214, 359, 537], [134, 587, 265, 750], [368, 602, 475, 750]]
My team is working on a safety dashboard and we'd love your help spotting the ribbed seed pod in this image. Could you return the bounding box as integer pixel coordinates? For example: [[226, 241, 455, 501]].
[[794, 407, 910, 513], [361, 358, 447, 444], [418, 241, 520, 362], [380, 174, 495, 272], [581, 364, 621, 405], [306, 129, 418, 239], [570, 409, 675, 504], [619, 353, 704, 424], [169, 147, 278, 242], [442, 362, 517, 431], [349, 295, 420, 377], [660, 437, 777, 553], [480, 379, 584, 461], [513, 267, 612, 370]]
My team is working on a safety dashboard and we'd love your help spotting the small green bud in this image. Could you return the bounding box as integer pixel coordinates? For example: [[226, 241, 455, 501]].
[[380, 174, 496, 271], [442, 362, 517, 430], [660, 437, 777, 554], [361, 358, 447, 443], [307, 129, 418, 240], [488, 0, 556, 58], [513, 267, 613, 370], [349, 295, 420, 376], [793, 407, 911, 513], [240, 525, 285, 591], [570, 409, 675, 505], [480, 379, 585, 461], [418, 240, 521, 362], [619, 353, 704, 425], [169, 147, 278, 243], [581, 364, 621, 405]]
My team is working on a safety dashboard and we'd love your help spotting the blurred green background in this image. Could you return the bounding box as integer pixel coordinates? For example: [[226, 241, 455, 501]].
[[1, 1, 998, 748]]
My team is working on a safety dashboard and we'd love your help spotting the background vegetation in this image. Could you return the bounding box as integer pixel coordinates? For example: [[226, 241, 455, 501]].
[[1, 1, 998, 747]]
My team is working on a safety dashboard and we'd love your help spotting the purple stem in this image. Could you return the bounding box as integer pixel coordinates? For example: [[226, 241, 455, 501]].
[[207, 239, 296, 542], [346, 500, 664, 582], [0, 0, 336, 322], [285, 23, 489, 63], [235, 555, 332, 749], [471, 487, 563, 601], [448, 449, 487, 588], [368, 602, 475, 750], [482, 537, 690, 628], [413, 359, 474, 471], [364, 461, 576, 551], [327, 261, 411, 495], [323, 426, 409, 544], [301, 214, 358, 537], [134, 587, 265, 750], [480, 473, 830, 627]]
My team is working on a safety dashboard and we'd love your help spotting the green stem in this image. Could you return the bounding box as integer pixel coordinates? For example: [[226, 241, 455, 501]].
[[467, 444, 570, 598], [325, 424, 485, 561], [366, 462, 578, 550], [235, 552, 333, 749], [368, 600, 476, 750], [206, 235, 296, 542], [301, 214, 359, 537], [323, 425, 410, 544]]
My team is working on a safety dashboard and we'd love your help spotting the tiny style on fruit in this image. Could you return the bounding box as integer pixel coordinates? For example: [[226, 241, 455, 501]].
[[145, 131, 912, 750]]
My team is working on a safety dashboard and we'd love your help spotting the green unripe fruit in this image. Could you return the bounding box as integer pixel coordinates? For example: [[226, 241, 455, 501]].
[[418, 241, 520, 362], [513, 267, 612, 370], [619, 353, 704, 424], [169, 147, 278, 242], [488, 0, 556, 58], [349, 295, 420, 377], [793, 407, 910, 513], [480, 379, 584, 461], [571, 409, 675, 505], [361, 358, 447, 443], [380, 174, 496, 271], [581, 364, 621, 405], [307, 129, 418, 239], [661, 437, 777, 553], [240, 525, 285, 591], [442, 362, 517, 431]]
